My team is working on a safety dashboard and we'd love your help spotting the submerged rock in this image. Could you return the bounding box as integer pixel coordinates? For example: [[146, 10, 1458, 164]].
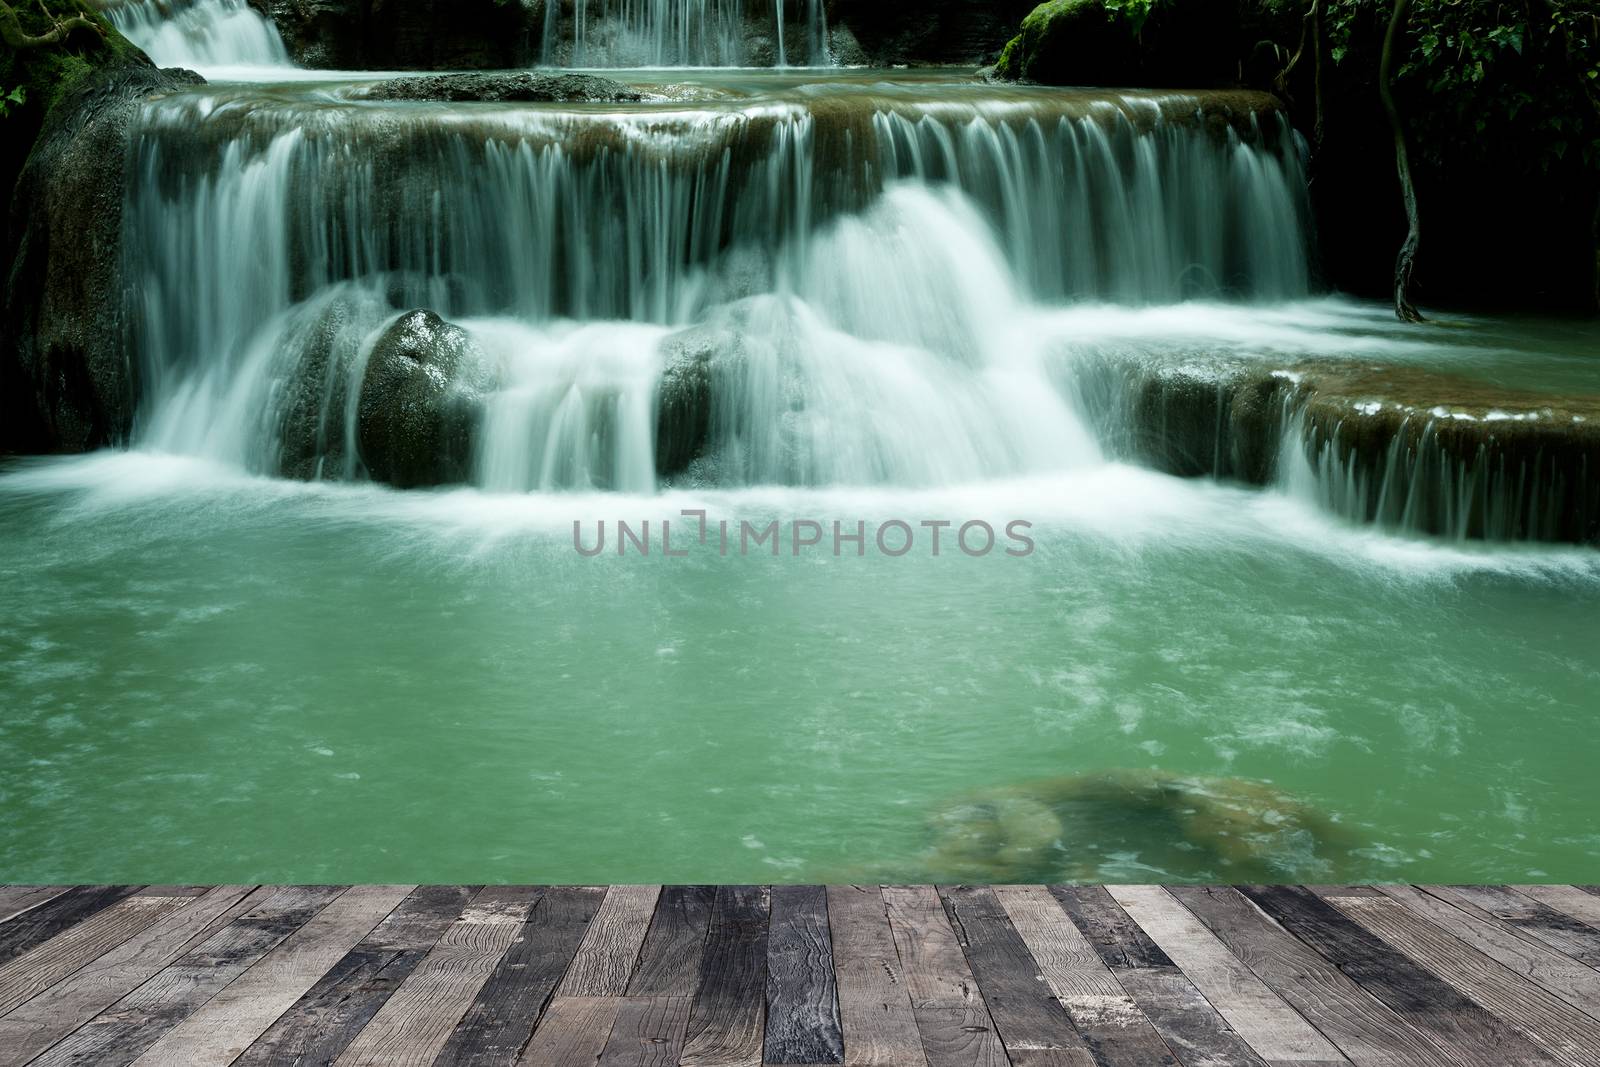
[[355, 72, 645, 104], [1, 8, 202, 453], [926, 770, 1357, 883], [357, 309, 495, 488]]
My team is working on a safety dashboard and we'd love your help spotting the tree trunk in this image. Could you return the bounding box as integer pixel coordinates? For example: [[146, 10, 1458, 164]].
[[0, 1, 101, 49], [1379, 0, 1423, 322]]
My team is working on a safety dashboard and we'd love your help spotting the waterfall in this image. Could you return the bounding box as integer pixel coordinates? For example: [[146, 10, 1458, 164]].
[[122, 86, 1312, 491], [106, 0, 292, 71], [541, 0, 831, 66]]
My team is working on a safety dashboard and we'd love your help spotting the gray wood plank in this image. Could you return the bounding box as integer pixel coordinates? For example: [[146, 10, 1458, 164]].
[[128, 884, 413, 1066], [1106, 885, 1348, 1067], [881, 885, 1006, 1067], [29, 885, 346, 1067], [680, 885, 769, 1067], [437, 886, 606, 1067], [994, 884, 1178, 1067], [557, 885, 660, 998], [764, 885, 842, 1065], [1048, 886, 1173, 971], [334, 892, 535, 1067], [1169, 885, 1454, 1067], [0, 886, 142, 964], [0, 887, 70, 925], [517, 995, 620, 1066], [235, 885, 477, 1067], [628, 885, 715, 997], [598, 995, 691, 1067], [829, 885, 927, 1067], [1433, 886, 1600, 967], [0, 895, 190, 1018], [1239, 884, 1560, 1067], [0, 886, 258, 1067], [1512, 886, 1600, 934], [1330, 892, 1600, 1067], [936, 885, 1090, 1066], [1376, 885, 1600, 1020]]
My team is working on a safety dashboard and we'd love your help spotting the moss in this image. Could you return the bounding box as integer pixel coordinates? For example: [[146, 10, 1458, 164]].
[[994, 0, 1109, 81]]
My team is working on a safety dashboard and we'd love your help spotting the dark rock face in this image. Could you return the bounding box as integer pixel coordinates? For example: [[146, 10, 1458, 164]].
[[827, 0, 1039, 66], [356, 71, 644, 103], [2, 57, 204, 454], [357, 309, 494, 487], [260, 0, 544, 70], [655, 328, 721, 479], [993, 0, 1240, 87]]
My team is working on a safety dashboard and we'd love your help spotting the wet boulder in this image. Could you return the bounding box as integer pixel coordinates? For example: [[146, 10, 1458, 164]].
[[655, 324, 729, 480], [356, 72, 646, 104], [357, 309, 495, 488]]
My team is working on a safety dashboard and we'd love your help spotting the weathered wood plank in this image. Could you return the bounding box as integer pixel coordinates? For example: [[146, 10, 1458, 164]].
[[0, 887, 70, 925], [829, 885, 927, 1067], [233, 885, 477, 1067], [1376, 885, 1600, 1019], [1239, 884, 1559, 1067], [1106, 885, 1348, 1067], [882, 885, 1006, 1067], [557, 885, 660, 998], [937, 885, 1089, 1065], [129, 884, 413, 1066], [0, 895, 189, 1018], [518, 996, 621, 1066], [0, 886, 142, 964], [1169, 885, 1455, 1067], [763, 884, 842, 1065], [680, 885, 769, 1067], [1330, 893, 1600, 1067], [1431, 886, 1600, 967], [0, 885, 258, 1067], [628, 885, 715, 997], [598, 995, 692, 1067], [1512, 886, 1600, 934], [29, 885, 345, 1067], [438, 886, 606, 1067], [995, 885, 1177, 1067], [334, 892, 535, 1067], [1047, 886, 1173, 971]]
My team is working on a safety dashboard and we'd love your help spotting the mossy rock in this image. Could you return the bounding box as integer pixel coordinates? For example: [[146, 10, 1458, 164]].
[[994, 0, 1241, 88]]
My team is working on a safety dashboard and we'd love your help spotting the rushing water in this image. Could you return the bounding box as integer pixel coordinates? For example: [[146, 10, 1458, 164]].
[[106, 0, 292, 73], [4, 36, 1599, 881], [540, 0, 831, 66]]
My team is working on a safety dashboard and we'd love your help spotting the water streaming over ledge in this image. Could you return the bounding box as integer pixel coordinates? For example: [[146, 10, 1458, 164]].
[[540, 0, 831, 67], [106, 0, 292, 70], [124, 81, 1312, 491]]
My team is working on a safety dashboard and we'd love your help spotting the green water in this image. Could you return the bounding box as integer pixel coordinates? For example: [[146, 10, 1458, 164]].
[[3, 448, 1598, 885]]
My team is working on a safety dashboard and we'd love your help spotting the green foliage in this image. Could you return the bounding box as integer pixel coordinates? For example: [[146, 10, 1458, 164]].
[[1104, 0, 1163, 34], [0, 84, 24, 119]]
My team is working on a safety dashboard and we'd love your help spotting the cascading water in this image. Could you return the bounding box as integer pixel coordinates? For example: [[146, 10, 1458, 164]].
[[123, 82, 1312, 491], [540, 0, 831, 66], [105, 0, 292, 71]]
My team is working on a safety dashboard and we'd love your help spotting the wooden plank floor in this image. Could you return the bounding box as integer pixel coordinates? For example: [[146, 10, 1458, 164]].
[[0, 885, 1597, 1066]]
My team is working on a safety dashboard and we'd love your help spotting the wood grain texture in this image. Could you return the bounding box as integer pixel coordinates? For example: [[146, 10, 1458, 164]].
[[518, 996, 621, 1066], [0, 895, 188, 1018], [1239, 884, 1559, 1067], [628, 885, 715, 997], [937, 885, 1088, 1065], [829, 885, 927, 1067], [1047, 886, 1173, 971], [130, 884, 413, 1066], [598, 995, 692, 1067], [0, 886, 142, 964], [334, 893, 534, 1067], [1433, 886, 1600, 967], [0, 886, 258, 1067], [1331, 893, 1600, 1067], [0, 887, 70, 925], [763, 884, 842, 1065], [438, 885, 605, 1067], [29, 885, 345, 1067], [680, 885, 770, 1067], [1107, 885, 1348, 1067], [882, 885, 1006, 1067], [994, 885, 1176, 1067], [557, 885, 660, 998], [1512, 886, 1600, 933], [233, 885, 476, 1067], [1170, 885, 1454, 1067]]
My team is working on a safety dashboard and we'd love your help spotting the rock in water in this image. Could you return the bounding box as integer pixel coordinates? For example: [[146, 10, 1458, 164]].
[[357, 310, 494, 488], [926, 770, 1357, 883], [2, 18, 202, 453], [355, 72, 646, 104]]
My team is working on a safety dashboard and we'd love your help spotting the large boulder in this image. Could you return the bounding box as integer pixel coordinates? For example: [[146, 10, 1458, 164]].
[[357, 309, 495, 487], [1, 6, 202, 453], [993, 0, 1240, 87], [355, 71, 644, 104]]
